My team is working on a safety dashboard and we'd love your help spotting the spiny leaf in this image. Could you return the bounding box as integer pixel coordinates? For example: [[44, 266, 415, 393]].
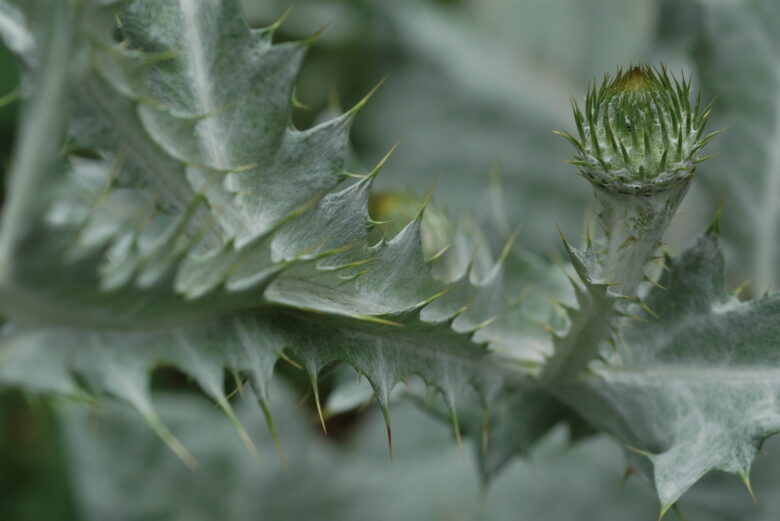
[[558, 231, 780, 508], [0, 0, 533, 466]]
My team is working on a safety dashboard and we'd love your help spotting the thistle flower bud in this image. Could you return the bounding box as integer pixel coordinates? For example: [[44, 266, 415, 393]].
[[558, 65, 720, 294], [561, 65, 716, 192]]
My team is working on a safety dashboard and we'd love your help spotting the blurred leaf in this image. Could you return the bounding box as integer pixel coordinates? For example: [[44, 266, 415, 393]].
[[61, 382, 780, 521], [686, 0, 780, 292], [57, 385, 642, 521]]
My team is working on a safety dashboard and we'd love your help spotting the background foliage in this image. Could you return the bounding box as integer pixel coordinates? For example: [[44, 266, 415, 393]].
[[3, 0, 780, 520]]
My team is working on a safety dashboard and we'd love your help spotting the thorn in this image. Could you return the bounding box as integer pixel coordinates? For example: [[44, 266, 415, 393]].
[[698, 127, 726, 148], [269, 7, 293, 32], [304, 20, 334, 46], [565, 159, 590, 167], [498, 226, 521, 265], [218, 399, 260, 459], [296, 390, 311, 408], [416, 172, 444, 221], [619, 310, 648, 323], [732, 279, 751, 297], [291, 88, 310, 110], [621, 465, 639, 485], [367, 218, 394, 228], [421, 283, 459, 307], [141, 408, 199, 470], [741, 473, 757, 503], [653, 257, 672, 272], [365, 140, 400, 182], [658, 503, 672, 521], [310, 376, 328, 434], [427, 244, 451, 264], [0, 87, 20, 110], [693, 153, 717, 164], [637, 299, 659, 319], [346, 77, 387, 117], [279, 352, 302, 370], [468, 315, 501, 332], [233, 371, 245, 395], [584, 219, 592, 249], [225, 373, 246, 400], [332, 256, 377, 271], [450, 404, 465, 461], [555, 224, 571, 247], [381, 405, 393, 461], [259, 397, 288, 470], [625, 444, 653, 459], [644, 276, 667, 291], [707, 195, 725, 235], [452, 304, 471, 319], [570, 97, 586, 140], [553, 130, 585, 154]]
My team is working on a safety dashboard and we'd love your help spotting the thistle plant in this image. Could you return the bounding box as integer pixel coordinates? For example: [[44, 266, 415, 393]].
[[3, 2, 780, 520], [542, 66, 720, 381], [557, 65, 720, 294]]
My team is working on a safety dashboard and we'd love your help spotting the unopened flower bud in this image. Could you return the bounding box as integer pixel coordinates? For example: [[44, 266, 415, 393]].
[[557, 65, 720, 294]]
